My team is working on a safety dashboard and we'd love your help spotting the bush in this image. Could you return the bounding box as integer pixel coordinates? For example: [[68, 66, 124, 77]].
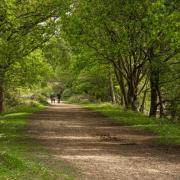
[[31, 94, 49, 105], [67, 95, 90, 104]]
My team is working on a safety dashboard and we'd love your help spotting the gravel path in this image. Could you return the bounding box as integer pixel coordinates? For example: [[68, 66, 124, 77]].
[[28, 103, 180, 180]]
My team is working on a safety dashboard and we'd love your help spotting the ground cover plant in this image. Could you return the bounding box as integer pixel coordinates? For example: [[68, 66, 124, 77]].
[[0, 104, 76, 180]]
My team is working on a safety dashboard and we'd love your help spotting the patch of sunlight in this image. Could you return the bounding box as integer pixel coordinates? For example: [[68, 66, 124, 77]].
[[56, 155, 143, 162], [65, 125, 85, 128], [38, 135, 98, 140]]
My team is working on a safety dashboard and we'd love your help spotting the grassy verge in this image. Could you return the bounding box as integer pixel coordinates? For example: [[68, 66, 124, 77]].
[[82, 103, 180, 145], [0, 104, 77, 180]]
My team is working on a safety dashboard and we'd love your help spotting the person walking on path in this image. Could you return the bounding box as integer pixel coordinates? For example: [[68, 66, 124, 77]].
[[50, 94, 56, 103], [57, 93, 61, 103]]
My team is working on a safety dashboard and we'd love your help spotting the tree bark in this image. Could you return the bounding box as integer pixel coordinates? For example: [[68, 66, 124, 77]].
[[113, 66, 128, 108], [157, 86, 164, 118], [139, 89, 148, 113], [113, 65, 139, 110], [127, 81, 138, 111], [149, 71, 159, 117], [109, 70, 116, 104]]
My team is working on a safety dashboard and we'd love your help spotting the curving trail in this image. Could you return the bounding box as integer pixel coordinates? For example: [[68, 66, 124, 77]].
[[28, 103, 180, 180]]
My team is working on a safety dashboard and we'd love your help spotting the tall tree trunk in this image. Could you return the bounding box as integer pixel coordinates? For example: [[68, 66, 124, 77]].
[[129, 94, 138, 111], [109, 70, 116, 104], [149, 71, 159, 117], [139, 89, 148, 113], [132, 91, 138, 111], [127, 79, 138, 111], [157, 86, 164, 118], [127, 82, 133, 108], [114, 66, 139, 110], [114, 67, 128, 108]]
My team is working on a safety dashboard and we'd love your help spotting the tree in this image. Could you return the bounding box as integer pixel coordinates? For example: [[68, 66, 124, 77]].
[[71, 63, 111, 102], [61, 0, 179, 116], [4, 49, 52, 107], [142, 0, 180, 117], [43, 36, 76, 99], [0, 0, 70, 113], [61, 0, 151, 110]]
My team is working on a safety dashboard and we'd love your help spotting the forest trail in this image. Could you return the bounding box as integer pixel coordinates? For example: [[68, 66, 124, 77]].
[[28, 103, 180, 180]]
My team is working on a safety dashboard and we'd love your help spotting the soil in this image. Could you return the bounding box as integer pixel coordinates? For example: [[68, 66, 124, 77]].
[[28, 103, 180, 180]]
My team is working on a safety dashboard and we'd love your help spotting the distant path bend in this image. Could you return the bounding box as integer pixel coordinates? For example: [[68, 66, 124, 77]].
[[28, 103, 180, 180]]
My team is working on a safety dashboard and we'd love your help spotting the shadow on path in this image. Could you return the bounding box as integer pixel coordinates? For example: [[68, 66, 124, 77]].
[[28, 103, 180, 180]]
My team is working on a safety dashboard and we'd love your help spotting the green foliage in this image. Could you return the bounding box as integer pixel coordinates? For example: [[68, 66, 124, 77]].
[[0, 0, 71, 112], [2, 49, 53, 110], [67, 95, 89, 104], [61, 0, 180, 116], [0, 0, 179, 149], [43, 37, 71, 69], [5, 50, 52, 88]]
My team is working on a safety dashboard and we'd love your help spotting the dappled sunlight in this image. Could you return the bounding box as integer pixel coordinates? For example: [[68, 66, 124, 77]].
[[56, 154, 142, 161], [28, 103, 180, 180], [1, 0, 179, 179], [37, 135, 99, 140]]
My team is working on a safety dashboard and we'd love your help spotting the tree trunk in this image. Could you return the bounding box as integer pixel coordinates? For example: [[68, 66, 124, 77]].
[[114, 66, 139, 110], [109, 70, 116, 104], [157, 86, 164, 118], [127, 79, 138, 111], [132, 92, 138, 111], [130, 90, 138, 111], [149, 72, 158, 117], [139, 89, 148, 113], [114, 67, 128, 108]]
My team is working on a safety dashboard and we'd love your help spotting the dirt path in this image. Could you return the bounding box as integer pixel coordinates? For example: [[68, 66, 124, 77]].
[[28, 103, 180, 180]]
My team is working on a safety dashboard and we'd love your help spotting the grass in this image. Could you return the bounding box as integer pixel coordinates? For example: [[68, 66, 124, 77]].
[[82, 103, 180, 145], [0, 104, 77, 180]]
